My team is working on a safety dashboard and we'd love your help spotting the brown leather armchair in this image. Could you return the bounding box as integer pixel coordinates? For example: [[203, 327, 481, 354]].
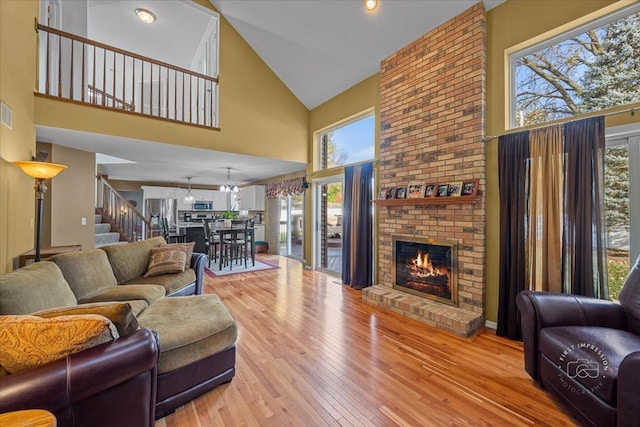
[[0, 328, 159, 427], [517, 256, 640, 427]]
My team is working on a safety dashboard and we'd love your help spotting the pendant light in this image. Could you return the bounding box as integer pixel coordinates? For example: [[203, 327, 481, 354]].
[[219, 167, 238, 193], [184, 177, 195, 203]]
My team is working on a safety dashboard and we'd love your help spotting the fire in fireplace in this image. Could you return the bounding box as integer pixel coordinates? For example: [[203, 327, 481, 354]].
[[392, 236, 458, 306]]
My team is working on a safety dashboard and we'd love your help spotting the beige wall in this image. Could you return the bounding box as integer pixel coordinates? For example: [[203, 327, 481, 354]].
[[34, 0, 309, 164], [48, 145, 96, 250], [0, 0, 39, 273], [484, 0, 640, 322], [307, 73, 380, 266]]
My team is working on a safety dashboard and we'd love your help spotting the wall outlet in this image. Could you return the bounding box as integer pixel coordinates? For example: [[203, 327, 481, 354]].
[[81, 217, 87, 225]]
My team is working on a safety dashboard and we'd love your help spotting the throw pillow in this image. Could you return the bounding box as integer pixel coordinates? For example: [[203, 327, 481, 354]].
[[0, 314, 119, 374], [144, 248, 187, 277], [158, 241, 195, 268], [33, 302, 139, 337]]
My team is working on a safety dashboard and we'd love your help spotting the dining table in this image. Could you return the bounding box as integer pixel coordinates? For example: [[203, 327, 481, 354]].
[[211, 224, 256, 271]]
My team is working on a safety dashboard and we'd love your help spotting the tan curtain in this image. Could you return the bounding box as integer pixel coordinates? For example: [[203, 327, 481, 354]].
[[527, 125, 564, 292]]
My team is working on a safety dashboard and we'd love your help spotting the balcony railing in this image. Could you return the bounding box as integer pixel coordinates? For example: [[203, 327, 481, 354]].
[[37, 23, 219, 128]]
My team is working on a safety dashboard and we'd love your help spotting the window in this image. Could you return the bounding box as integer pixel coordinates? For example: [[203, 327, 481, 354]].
[[510, 4, 640, 128], [317, 112, 375, 170], [605, 130, 640, 300]]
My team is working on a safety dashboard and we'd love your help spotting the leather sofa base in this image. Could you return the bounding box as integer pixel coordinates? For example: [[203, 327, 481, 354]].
[[155, 345, 236, 419], [540, 355, 616, 427]]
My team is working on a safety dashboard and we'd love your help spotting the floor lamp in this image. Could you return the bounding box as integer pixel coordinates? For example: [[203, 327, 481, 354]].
[[14, 160, 67, 262]]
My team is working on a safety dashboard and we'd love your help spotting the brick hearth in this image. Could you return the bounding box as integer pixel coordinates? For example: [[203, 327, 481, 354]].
[[364, 3, 487, 336]]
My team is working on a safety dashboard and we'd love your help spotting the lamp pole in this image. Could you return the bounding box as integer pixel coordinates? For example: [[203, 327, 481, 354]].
[[33, 178, 47, 262]]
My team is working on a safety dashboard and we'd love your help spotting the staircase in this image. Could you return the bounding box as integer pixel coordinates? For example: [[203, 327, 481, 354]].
[[96, 174, 153, 245], [94, 213, 127, 248]]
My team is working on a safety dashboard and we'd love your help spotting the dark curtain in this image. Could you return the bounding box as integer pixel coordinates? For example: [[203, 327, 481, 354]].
[[342, 162, 373, 289], [563, 116, 608, 298], [497, 131, 530, 339]]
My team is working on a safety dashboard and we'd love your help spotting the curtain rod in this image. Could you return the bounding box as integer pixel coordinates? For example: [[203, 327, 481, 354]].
[[482, 107, 637, 142]]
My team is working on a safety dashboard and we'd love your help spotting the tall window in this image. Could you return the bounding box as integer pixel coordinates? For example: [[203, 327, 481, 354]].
[[605, 132, 640, 300], [510, 4, 640, 128], [317, 112, 375, 170]]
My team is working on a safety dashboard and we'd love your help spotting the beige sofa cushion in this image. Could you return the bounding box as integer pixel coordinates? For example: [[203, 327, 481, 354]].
[[33, 302, 139, 337], [0, 262, 77, 315], [52, 249, 118, 301], [125, 269, 196, 295], [0, 314, 118, 374], [102, 237, 165, 284], [137, 295, 237, 374], [79, 283, 165, 305]]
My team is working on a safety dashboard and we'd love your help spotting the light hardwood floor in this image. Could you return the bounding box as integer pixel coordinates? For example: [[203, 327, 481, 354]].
[[157, 256, 578, 426]]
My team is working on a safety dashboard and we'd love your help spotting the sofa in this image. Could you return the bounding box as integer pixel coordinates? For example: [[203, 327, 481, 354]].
[[517, 255, 640, 427], [0, 238, 238, 424]]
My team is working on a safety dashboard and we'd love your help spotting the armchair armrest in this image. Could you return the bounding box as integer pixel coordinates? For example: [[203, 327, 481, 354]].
[[516, 290, 627, 381], [0, 328, 159, 426], [618, 351, 640, 427], [190, 253, 207, 295]]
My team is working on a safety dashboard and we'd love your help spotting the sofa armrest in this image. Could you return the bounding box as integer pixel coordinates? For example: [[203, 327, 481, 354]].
[[516, 290, 627, 381], [0, 328, 159, 425], [618, 351, 640, 427], [191, 253, 207, 295]]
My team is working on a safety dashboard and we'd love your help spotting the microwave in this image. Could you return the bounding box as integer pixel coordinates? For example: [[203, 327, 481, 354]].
[[192, 201, 213, 211]]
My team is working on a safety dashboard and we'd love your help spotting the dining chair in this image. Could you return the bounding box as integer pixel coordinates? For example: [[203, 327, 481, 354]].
[[203, 220, 218, 263], [184, 226, 210, 268], [221, 219, 248, 270]]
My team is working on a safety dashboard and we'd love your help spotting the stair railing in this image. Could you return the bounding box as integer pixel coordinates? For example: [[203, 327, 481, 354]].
[[37, 23, 219, 128], [97, 174, 152, 241]]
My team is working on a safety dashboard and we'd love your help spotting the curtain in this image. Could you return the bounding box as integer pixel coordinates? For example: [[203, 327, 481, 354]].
[[341, 162, 373, 289], [497, 131, 530, 340], [265, 197, 281, 255], [563, 116, 608, 298], [266, 177, 306, 198], [528, 125, 564, 292]]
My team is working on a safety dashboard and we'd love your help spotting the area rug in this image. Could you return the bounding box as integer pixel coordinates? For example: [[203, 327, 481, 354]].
[[205, 259, 279, 277]]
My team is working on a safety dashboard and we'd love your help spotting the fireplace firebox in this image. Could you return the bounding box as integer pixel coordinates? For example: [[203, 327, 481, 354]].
[[392, 236, 458, 306]]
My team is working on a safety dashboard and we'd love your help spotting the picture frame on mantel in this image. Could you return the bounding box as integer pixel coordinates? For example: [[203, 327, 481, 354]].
[[448, 181, 463, 197], [396, 186, 407, 199], [461, 179, 479, 196], [436, 184, 449, 197], [407, 182, 425, 198], [424, 184, 437, 197]]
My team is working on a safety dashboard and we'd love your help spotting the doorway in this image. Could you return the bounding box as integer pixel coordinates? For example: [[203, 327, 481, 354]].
[[314, 177, 343, 274]]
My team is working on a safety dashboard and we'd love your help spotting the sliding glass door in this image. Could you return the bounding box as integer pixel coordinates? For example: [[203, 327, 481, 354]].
[[314, 177, 343, 274], [279, 193, 304, 260]]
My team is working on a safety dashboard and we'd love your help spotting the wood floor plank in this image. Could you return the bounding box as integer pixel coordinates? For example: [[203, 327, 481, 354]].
[[158, 256, 578, 426]]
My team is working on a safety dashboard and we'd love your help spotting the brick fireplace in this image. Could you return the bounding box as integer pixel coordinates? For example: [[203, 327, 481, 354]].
[[362, 4, 486, 337]]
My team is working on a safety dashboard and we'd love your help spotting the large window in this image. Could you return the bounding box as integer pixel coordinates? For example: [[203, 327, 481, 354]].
[[317, 112, 375, 170], [510, 4, 640, 128]]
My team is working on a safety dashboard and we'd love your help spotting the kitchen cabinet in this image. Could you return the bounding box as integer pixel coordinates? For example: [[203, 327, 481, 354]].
[[239, 185, 265, 211], [253, 224, 265, 241], [142, 186, 178, 200], [176, 188, 190, 211], [213, 191, 228, 210]]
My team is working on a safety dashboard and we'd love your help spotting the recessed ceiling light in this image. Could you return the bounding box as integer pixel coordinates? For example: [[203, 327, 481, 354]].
[[135, 8, 156, 24], [363, 0, 379, 12]]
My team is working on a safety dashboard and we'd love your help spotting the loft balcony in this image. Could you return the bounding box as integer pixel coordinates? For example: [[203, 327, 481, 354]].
[[36, 23, 219, 129]]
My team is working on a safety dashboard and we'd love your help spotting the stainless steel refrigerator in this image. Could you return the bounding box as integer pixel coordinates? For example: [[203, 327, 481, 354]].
[[145, 198, 178, 231]]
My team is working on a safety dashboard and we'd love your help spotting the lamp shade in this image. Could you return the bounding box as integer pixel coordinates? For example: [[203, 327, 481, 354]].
[[14, 161, 67, 179]]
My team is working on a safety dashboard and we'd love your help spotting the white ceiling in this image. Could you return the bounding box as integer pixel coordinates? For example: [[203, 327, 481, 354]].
[[211, 0, 505, 109], [41, 0, 505, 186]]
